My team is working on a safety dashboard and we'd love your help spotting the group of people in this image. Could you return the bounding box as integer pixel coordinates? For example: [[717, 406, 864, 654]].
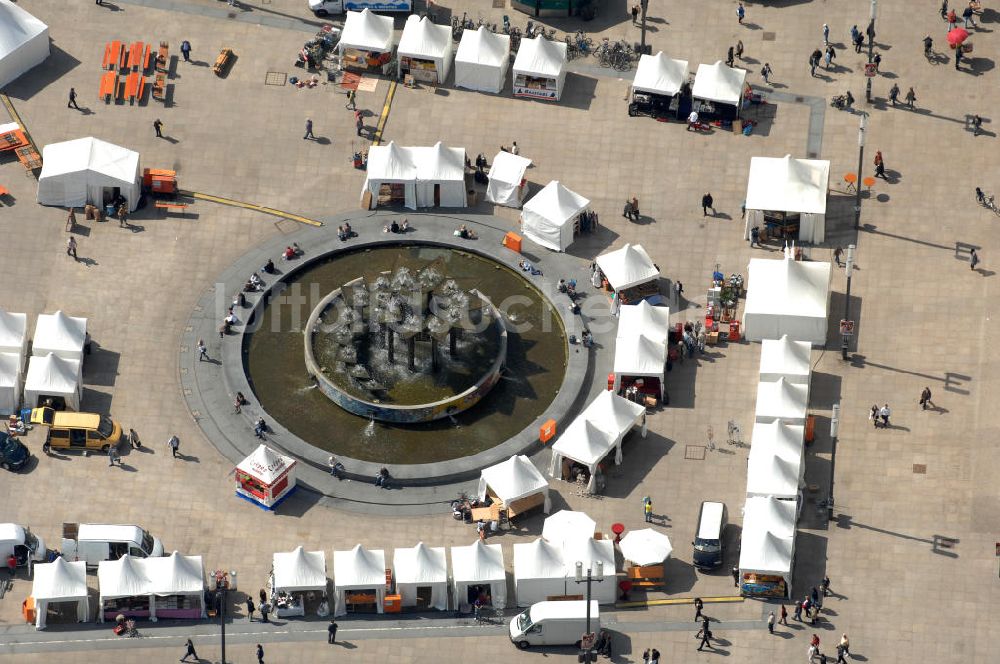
[[455, 224, 477, 239], [382, 219, 410, 234], [622, 196, 641, 220], [338, 222, 355, 242], [869, 403, 891, 428]]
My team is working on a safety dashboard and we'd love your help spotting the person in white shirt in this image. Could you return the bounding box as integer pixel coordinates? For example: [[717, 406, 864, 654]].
[[688, 110, 699, 125]]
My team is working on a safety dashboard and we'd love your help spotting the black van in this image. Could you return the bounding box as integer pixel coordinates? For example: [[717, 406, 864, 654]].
[[692, 501, 727, 570]]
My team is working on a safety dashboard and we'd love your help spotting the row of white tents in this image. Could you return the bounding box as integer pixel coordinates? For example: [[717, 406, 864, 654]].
[[0, 310, 88, 414], [631, 53, 748, 117]]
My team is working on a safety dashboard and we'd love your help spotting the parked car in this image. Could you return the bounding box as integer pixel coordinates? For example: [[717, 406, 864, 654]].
[[0, 432, 29, 471]]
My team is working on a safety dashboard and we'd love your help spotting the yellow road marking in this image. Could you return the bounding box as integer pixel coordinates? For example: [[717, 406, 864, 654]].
[[372, 80, 397, 146], [616, 596, 744, 609], [177, 190, 323, 227]]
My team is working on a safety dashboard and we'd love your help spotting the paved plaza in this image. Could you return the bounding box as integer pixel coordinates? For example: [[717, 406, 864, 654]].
[[1, 0, 1000, 662]]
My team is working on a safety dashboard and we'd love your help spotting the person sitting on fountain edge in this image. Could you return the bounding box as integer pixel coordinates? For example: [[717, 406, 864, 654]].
[[374, 467, 390, 488]]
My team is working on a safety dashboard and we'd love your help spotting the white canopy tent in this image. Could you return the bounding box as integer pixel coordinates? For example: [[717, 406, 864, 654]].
[[632, 52, 687, 97], [485, 151, 531, 207], [520, 181, 589, 251], [743, 258, 832, 345], [541, 510, 596, 545], [362, 142, 467, 210], [0, 0, 49, 90], [617, 301, 671, 343], [31, 558, 88, 629], [738, 496, 797, 598], [755, 377, 808, 425], [513, 538, 566, 606], [0, 309, 28, 368], [333, 544, 386, 617], [37, 138, 141, 212], [618, 528, 673, 566], [339, 9, 394, 55], [97, 555, 149, 620], [692, 61, 747, 117], [98, 553, 205, 622], [595, 243, 659, 292], [393, 542, 448, 611], [512, 37, 567, 101], [23, 353, 81, 411], [549, 391, 646, 492], [758, 335, 812, 384], [455, 27, 510, 93], [746, 420, 805, 500], [478, 454, 551, 514], [450, 541, 506, 609], [0, 352, 21, 415], [398, 15, 452, 83], [33, 311, 87, 361], [561, 538, 616, 604], [745, 156, 831, 243], [613, 334, 667, 384], [273, 546, 328, 593]]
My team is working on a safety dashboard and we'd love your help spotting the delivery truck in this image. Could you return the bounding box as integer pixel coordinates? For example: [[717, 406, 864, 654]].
[[309, 0, 412, 17], [0, 523, 47, 570], [61, 523, 164, 568], [509, 600, 600, 649]]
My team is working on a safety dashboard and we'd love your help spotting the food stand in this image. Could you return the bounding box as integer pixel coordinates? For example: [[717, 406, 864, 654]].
[[338, 8, 395, 73], [270, 546, 329, 618], [519, 180, 590, 251], [742, 257, 832, 345], [450, 541, 506, 609], [485, 151, 531, 208], [595, 243, 660, 304], [29, 557, 89, 629], [512, 37, 567, 101], [333, 544, 387, 616], [98, 552, 206, 622], [618, 528, 672, 590], [235, 444, 298, 511], [478, 454, 552, 518], [745, 155, 831, 244], [738, 496, 796, 598], [397, 15, 452, 84], [392, 542, 448, 611], [691, 61, 749, 122], [629, 52, 688, 120], [455, 27, 510, 94]]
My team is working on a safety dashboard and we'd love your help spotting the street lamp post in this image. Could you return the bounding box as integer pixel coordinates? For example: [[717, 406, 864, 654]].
[[640, 0, 649, 54], [865, 0, 877, 102], [573, 561, 604, 663], [853, 112, 867, 230], [215, 584, 228, 664], [840, 244, 856, 360]]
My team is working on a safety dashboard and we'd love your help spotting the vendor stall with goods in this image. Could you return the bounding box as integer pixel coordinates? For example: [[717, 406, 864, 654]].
[[392, 542, 448, 611], [485, 151, 532, 207], [235, 444, 298, 511], [338, 9, 394, 73], [513, 538, 566, 606], [519, 180, 590, 251], [97, 552, 205, 622], [397, 15, 452, 84], [478, 454, 552, 519], [614, 301, 670, 403], [450, 540, 506, 609], [455, 26, 510, 94], [333, 544, 387, 616], [27, 557, 89, 629], [629, 52, 688, 120], [738, 496, 796, 598], [362, 141, 467, 210], [512, 36, 567, 101], [691, 61, 750, 123], [594, 243, 660, 305], [270, 546, 329, 618], [744, 155, 831, 244]]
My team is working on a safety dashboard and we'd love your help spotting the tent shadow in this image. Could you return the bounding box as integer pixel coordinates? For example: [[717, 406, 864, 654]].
[[4, 45, 82, 101]]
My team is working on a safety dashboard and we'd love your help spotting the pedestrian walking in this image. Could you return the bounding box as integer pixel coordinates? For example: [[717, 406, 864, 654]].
[[780, 604, 788, 625], [970, 248, 979, 270], [153, 118, 163, 137], [66, 236, 78, 260], [644, 498, 653, 522], [767, 611, 775, 633], [731, 565, 739, 587], [760, 62, 772, 83], [694, 597, 704, 620], [260, 601, 270, 623], [823, 23, 830, 44], [948, 8, 958, 29], [963, 5, 976, 27], [809, 49, 822, 76], [808, 644, 820, 663], [346, 89, 356, 109], [107, 445, 119, 467], [905, 87, 916, 108], [879, 403, 891, 427], [355, 110, 364, 137], [750, 226, 760, 247], [117, 203, 128, 227], [181, 40, 192, 61], [260, 588, 268, 605], [956, 47, 963, 70], [631, 4, 639, 24], [833, 246, 843, 266], [642, 648, 650, 664], [839, 633, 850, 656], [811, 587, 819, 605], [697, 618, 713, 651], [873, 52, 881, 72], [68, 88, 79, 109], [304, 118, 314, 140], [197, 339, 208, 361], [920, 386, 933, 409], [66, 207, 77, 232], [167, 434, 180, 458], [853, 32, 864, 53], [874, 159, 886, 179], [180, 638, 198, 662], [736, 39, 744, 60], [96, 0, 103, 5], [836, 644, 848, 664], [941, 0, 949, 19], [924, 35, 934, 56], [649, 648, 660, 664], [972, 114, 982, 135], [736, 2, 745, 23], [328, 619, 338, 643], [888, 83, 900, 106], [821, 575, 831, 596], [257, 643, 265, 664], [870, 403, 879, 427], [794, 600, 803, 621], [702, 192, 714, 216], [128, 428, 141, 449], [850, 24, 860, 43], [824, 46, 835, 69], [246, 596, 255, 621], [726, 46, 735, 67]]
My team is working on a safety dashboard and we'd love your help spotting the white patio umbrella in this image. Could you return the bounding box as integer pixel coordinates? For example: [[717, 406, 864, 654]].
[[542, 510, 596, 545], [618, 528, 673, 566]]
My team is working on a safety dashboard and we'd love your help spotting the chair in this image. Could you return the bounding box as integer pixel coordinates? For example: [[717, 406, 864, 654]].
[[843, 173, 858, 192]]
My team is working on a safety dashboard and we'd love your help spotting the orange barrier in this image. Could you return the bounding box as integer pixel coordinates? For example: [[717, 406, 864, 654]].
[[539, 419, 556, 444], [502, 231, 522, 253]]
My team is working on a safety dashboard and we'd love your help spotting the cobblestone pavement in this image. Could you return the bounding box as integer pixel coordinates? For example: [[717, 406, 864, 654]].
[[1, 0, 999, 662]]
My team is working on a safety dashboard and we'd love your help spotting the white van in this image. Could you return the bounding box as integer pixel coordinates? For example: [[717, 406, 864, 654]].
[[0, 523, 47, 569], [509, 600, 599, 649], [60, 523, 164, 568], [309, 0, 412, 17]]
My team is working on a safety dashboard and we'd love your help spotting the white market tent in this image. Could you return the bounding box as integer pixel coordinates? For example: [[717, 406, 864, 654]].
[[520, 180, 589, 251], [745, 156, 832, 243], [273, 547, 328, 592], [0, 309, 28, 367], [549, 391, 646, 492], [0, 352, 21, 415], [97, 553, 205, 622], [97, 555, 149, 617], [333, 544, 386, 617], [362, 141, 467, 210], [478, 454, 551, 514], [746, 420, 805, 500], [398, 15, 452, 84], [37, 138, 141, 212], [146, 553, 205, 619], [455, 26, 510, 93], [759, 335, 812, 384], [513, 538, 566, 606], [339, 8, 394, 55], [595, 243, 659, 292], [561, 537, 616, 604], [754, 377, 808, 425], [541, 510, 596, 546], [742, 258, 832, 345], [692, 61, 747, 110], [632, 52, 688, 97], [613, 334, 667, 383], [617, 301, 671, 343], [23, 353, 81, 411], [31, 558, 88, 629], [512, 37, 567, 101], [33, 311, 87, 361], [450, 541, 506, 609], [618, 528, 673, 566], [393, 542, 448, 611], [486, 150, 532, 208], [738, 496, 797, 598], [0, 0, 49, 90]]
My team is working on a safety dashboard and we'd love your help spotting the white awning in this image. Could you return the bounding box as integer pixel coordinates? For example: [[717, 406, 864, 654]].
[[455, 26, 510, 93], [339, 8, 394, 52], [754, 377, 808, 425], [512, 36, 566, 78], [595, 243, 659, 291], [617, 301, 670, 343], [273, 546, 327, 592], [333, 544, 386, 617], [692, 61, 747, 105], [520, 181, 589, 251], [739, 496, 796, 575], [451, 541, 506, 609], [485, 151, 532, 207], [37, 138, 141, 212], [393, 542, 448, 611], [746, 155, 830, 215], [746, 420, 805, 499], [758, 335, 812, 383], [477, 454, 550, 513], [613, 333, 667, 377], [618, 528, 673, 566], [23, 353, 81, 411], [31, 558, 88, 629], [32, 311, 87, 361], [743, 257, 832, 345], [541, 510, 595, 545], [632, 52, 688, 96], [236, 444, 296, 485], [0, 0, 49, 89]]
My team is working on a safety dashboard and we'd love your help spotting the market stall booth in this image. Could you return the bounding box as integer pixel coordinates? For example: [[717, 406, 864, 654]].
[[512, 37, 567, 101], [333, 544, 387, 616], [561, 537, 617, 604], [629, 52, 688, 120], [33, 311, 87, 362], [691, 61, 749, 122], [398, 15, 452, 84], [742, 257, 832, 345], [746, 420, 805, 503], [513, 538, 566, 606], [745, 155, 831, 244], [614, 301, 671, 401], [29, 557, 88, 629], [0, 352, 21, 415], [758, 335, 812, 384], [97, 552, 205, 622], [362, 141, 468, 210], [23, 353, 81, 411], [0, 0, 49, 89], [235, 444, 298, 511], [754, 377, 808, 425], [548, 391, 646, 493], [455, 26, 510, 93], [451, 540, 506, 609], [541, 510, 596, 546], [0, 309, 28, 368], [738, 496, 796, 598], [485, 151, 531, 207], [338, 8, 395, 73], [519, 180, 589, 252], [595, 243, 660, 303], [392, 542, 448, 611], [270, 546, 329, 617], [37, 138, 141, 212], [478, 454, 551, 517]]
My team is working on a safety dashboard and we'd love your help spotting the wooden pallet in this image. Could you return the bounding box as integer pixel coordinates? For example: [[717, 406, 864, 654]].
[[213, 48, 234, 76], [15, 146, 41, 170]]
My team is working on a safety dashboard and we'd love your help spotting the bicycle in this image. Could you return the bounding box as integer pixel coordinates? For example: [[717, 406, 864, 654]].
[[727, 420, 746, 447], [977, 188, 1000, 215]]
